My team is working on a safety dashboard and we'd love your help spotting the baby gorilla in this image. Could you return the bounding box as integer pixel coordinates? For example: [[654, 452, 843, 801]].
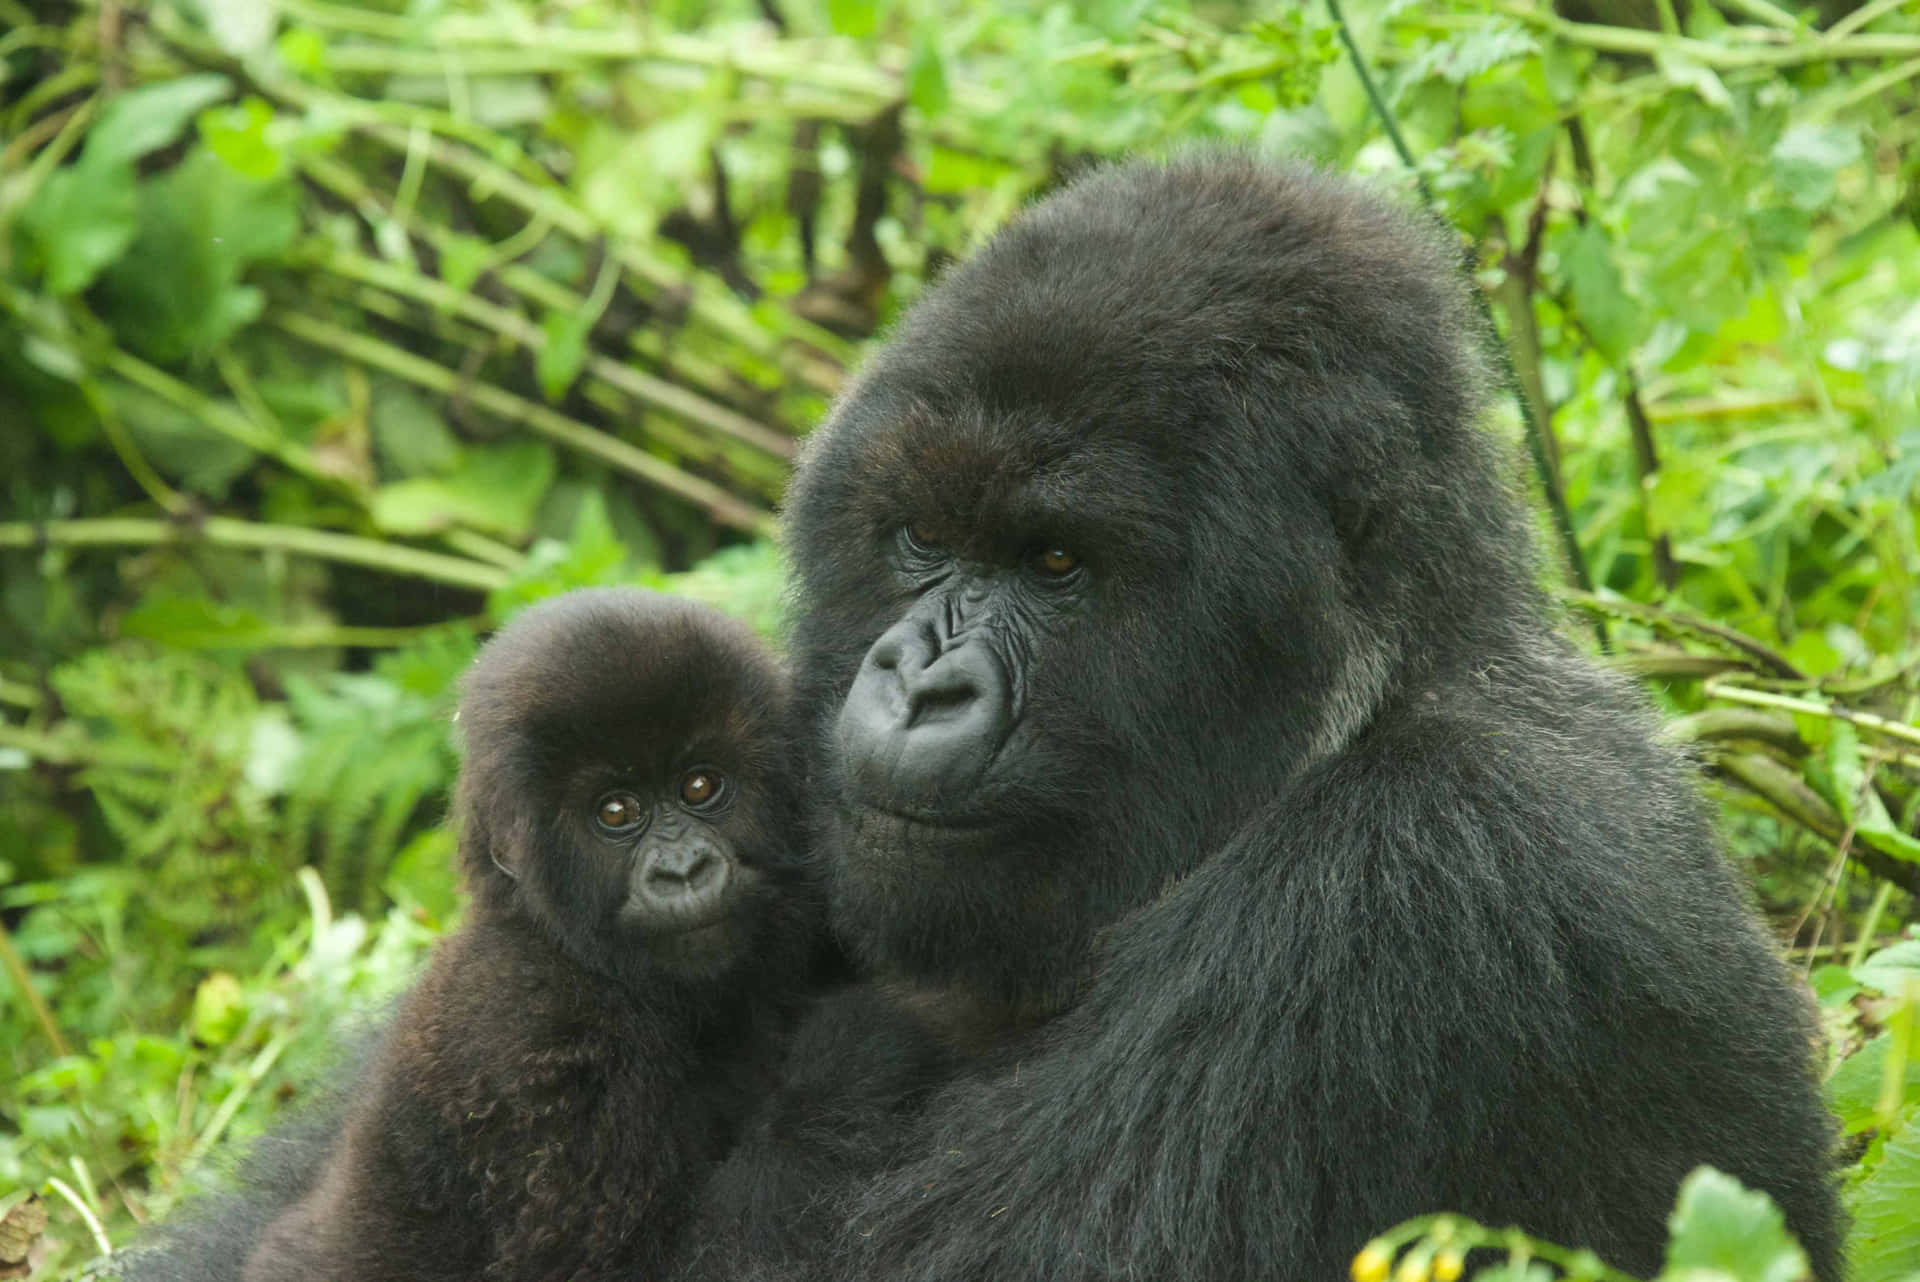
[[244, 589, 818, 1282]]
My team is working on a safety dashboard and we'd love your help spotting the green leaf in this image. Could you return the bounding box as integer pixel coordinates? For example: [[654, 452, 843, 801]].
[[537, 307, 592, 402], [112, 384, 256, 498], [1825, 721, 1865, 822], [371, 383, 463, 479], [189, 971, 247, 1045], [908, 29, 951, 115], [199, 97, 286, 181], [1847, 1115, 1920, 1282], [1663, 1167, 1810, 1282], [17, 160, 138, 294], [120, 594, 274, 649], [828, 0, 882, 37], [185, 0, 279, 55], [1809, 964, 1862, 1007], [925, 146, 1018, 196], [1406, 22, 1539, 86], [383, 826, 460, 926], [437, 233, 493, 296], [1559, 223, 1644, 365], [651, 541, 786, 638], [1828, 1035, 1920, 1134], [487, 490, 630, 619], [1653, 49, 1730, 111], [1644, 462, 1708, 539], [85, 74, 233, 168], [96, 147, 298, 362], [1772, 126, 1862, 212], [1856, 943, 1920, 998], [370, 441, 557, 539]]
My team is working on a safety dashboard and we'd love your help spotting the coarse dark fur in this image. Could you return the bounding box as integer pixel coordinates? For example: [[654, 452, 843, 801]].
[[684, 153, 1843, 1282], [232, 589, 819, 1282]]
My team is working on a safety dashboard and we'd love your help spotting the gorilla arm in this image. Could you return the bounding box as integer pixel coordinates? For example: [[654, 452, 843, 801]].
[[823, 697, 1839, 1282]]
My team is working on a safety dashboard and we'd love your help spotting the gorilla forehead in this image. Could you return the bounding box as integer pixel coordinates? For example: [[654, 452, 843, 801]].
[[460, 589, 783, 778], [798, 155, 1496, 572], [860, 154, 1486, 445]]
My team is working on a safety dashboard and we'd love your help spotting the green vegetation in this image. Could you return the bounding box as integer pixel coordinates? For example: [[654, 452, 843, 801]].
[[1, 0, 1915, 1276]]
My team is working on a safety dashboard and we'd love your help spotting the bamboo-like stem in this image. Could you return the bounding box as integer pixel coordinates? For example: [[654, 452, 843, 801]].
[[350, 121, 848, 370], [270, 312, 777, 536], [1561, 590, 1804, 678], [1714, 753, 1920, 896], [1703, 679, 1920, 750], [1502, 5, 1920, 64], [1711, 0, 1807, 31], [0, 916, 71, 1058], [0, 518, 510, 591], [295, 153, 757, 406], [1826, 0, 1910, 40], [311, 243, 796, 460]]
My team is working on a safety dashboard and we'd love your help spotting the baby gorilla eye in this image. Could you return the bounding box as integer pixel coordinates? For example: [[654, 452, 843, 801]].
[[594, 792, 647, 834], [679, 768, 727, 810]]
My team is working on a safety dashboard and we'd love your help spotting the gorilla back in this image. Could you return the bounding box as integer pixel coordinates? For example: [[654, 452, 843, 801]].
[[773, 154, 1842, 1280]]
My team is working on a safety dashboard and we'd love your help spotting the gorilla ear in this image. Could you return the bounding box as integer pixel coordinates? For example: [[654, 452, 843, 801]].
[[455, 777, 530, 890]]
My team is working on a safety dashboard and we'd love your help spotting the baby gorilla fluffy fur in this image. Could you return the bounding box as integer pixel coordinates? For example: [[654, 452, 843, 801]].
[[241, 589, 819, 1282]]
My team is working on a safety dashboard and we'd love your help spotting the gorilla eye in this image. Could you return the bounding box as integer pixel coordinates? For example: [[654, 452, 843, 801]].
[[594, 792, 647, 835], [1033, 546, 1080, 578], [679, 768, 728, 811], [899, 523, 942, 556]]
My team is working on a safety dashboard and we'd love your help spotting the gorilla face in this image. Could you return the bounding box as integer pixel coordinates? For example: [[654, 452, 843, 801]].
[[795, 390, 1232, 1013], [786, 157, 1526, 1012], [456, 590, 804, 992]]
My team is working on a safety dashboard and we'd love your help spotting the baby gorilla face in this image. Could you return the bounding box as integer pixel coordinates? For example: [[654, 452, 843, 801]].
[[456, 588, 803, 993], [581, 762, 775, 976]]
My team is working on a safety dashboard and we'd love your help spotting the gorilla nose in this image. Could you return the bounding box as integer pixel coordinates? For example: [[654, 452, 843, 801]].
[[639, 843, 730, 912], [837, 617, 1015, 811]]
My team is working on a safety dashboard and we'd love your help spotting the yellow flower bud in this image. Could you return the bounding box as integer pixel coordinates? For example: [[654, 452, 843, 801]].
[[1396, 1250, 1433, 1282], [1435, 1248, 1466, 1282], [1353, 1242, 1394, 1282]]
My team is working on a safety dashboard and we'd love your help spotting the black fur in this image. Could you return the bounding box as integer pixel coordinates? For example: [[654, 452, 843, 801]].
[[158, 590, 818, 1282], [694, 153, 1843, 1281]]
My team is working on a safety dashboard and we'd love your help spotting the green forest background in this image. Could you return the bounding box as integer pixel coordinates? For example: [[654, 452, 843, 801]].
[[1, 0, 1917, 1277]]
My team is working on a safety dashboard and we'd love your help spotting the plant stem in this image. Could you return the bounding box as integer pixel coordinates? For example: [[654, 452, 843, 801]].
[[1716, 754, 1920, 895], [1502, 5, 1920, 65], [1703, 680, 1920, 750], [270, 312, 777, 536], [0, 518, 510, 591], [45, 1176, 111, 1258], [0, 916, 71, 1058], [1561, 589, 1804, 677], [0, 677, 42, 708], [312, 242, 795, 459], [1324, 0, 1595, 601], [1849, 880, 1897, 970], [1826, 0, 1910, 40], [1712, 0, 1807, 31]]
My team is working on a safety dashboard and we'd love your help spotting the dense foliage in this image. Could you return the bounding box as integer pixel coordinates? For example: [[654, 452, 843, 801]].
[[1, 0, 1915, 1277]]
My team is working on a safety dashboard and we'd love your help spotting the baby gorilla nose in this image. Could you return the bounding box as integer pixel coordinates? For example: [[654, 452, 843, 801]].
[[646, 843, 726, 895], [634, 838, 733, 925]]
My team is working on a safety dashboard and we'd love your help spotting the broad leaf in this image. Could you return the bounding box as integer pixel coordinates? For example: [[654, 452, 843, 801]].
[[1663, 1167, 1810, 1282]]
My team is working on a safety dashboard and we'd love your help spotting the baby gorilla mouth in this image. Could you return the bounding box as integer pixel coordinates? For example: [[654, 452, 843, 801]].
[[622, 841, 754, 935]]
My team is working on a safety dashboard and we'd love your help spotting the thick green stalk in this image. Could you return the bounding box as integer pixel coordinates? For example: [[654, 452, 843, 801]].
[[0, 518, 510, 591]]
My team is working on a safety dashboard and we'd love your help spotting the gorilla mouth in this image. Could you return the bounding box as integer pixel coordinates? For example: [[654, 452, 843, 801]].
[[842, 802, 1020, 865], [853, 801, 1006, 832]]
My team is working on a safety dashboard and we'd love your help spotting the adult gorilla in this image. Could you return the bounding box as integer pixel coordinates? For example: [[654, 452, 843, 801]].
[[697, 153, 1842, 1282]]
